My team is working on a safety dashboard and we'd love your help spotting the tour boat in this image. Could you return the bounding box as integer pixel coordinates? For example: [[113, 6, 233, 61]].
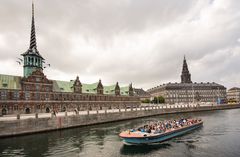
[[119, 119, 203, 145]]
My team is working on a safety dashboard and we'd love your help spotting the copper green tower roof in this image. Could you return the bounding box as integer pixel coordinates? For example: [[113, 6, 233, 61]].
[[21, 2, 44, 78]]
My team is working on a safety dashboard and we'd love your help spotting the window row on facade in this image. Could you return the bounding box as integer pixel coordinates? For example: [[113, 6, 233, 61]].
[[0, 90, 138, 101]]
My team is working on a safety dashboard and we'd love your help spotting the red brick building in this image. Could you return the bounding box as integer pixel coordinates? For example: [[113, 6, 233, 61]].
[[0, 3, 140, 115]]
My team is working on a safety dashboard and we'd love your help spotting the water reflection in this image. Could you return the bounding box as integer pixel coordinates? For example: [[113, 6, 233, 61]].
[[1, 109, 240, 157], [120, 143, 172, 155]]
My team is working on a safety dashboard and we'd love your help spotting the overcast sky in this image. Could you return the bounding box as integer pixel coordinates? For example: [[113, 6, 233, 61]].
[[0, 0, 240, 90]]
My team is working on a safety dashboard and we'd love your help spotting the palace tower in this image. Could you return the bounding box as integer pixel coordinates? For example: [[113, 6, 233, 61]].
[[181, 56, 192, 83]]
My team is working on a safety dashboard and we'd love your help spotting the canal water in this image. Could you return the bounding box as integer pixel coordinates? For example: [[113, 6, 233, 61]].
[[0, 109, 240, 157]]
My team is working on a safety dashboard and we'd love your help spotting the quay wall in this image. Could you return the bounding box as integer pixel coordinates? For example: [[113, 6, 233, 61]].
[[0, 104, 240, 138]]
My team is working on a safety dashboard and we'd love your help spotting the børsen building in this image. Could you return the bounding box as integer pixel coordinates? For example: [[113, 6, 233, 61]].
[[0, 3, 140, 115]]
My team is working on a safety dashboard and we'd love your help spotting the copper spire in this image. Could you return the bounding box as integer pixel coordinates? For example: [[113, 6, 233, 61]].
[[181, 55, 192, 83], [22, 1, 44, 59], [182, 55, 189, 72], [30, 1, 37, 49]]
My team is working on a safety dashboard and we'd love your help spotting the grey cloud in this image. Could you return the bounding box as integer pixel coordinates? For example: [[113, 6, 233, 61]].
[[0, 0, 240, 90]]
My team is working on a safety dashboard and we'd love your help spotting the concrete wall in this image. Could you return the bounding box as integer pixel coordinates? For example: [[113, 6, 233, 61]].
[[0, 104, 240, 138]]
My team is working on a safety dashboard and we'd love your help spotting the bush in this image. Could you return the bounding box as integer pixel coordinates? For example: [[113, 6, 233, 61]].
[[141, 99, 150, 103], [151, 96, 165, 104]]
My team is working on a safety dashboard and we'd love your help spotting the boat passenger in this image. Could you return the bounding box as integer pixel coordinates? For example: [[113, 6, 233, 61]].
[[147, 128, 151, 133]]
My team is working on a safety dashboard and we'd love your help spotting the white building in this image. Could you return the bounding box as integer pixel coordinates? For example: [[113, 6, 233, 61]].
[[227, 87, 240, 104], [147, 56, 226, 104]]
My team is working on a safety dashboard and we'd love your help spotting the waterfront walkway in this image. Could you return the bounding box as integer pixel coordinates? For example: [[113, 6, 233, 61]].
[[0, 103, 213, 121], [0, 103, 239, 138]]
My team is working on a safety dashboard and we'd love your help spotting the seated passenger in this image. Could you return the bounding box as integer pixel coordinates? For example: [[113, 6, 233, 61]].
[[147, 129, 151, 133]]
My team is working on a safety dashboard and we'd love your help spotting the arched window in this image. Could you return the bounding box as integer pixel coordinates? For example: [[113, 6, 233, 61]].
[[46, 107, 50, 113], [25, 108, 30, 114], [2, 108, 7, 115], [62, 106, 66, 112]]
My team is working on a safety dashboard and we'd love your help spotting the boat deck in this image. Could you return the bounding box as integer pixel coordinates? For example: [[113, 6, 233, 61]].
[[119, 120, 203, 139]]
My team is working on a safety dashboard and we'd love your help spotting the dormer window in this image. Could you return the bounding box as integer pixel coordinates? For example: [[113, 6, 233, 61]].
[[2, 83, 8, 88]]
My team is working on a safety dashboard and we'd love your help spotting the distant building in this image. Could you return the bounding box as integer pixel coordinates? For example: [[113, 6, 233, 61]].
[[134, 88, 151, 101], [0, 3, 140, 115], [227, 87, 240, 103], [147, 56, 226, 104]]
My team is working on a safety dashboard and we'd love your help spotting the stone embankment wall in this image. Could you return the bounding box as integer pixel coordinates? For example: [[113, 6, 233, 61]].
[[0, 104, 240, 138]]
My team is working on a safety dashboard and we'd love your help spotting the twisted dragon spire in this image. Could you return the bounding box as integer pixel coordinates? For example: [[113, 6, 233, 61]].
[[30, 1, 37, 50]]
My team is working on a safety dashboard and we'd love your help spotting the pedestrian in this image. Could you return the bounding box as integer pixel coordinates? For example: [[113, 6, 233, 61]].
[[74, 108, 78, 115], [53, 109, 56, 117]]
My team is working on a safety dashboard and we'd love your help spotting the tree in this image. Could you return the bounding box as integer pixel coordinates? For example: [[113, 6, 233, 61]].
[[158, 96, 165, 103], [195, 92, 201, 102], [151, 96, 165, 104]]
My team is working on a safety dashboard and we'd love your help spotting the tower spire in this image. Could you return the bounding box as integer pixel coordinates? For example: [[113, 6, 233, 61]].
[[181, 55, 192, 83], [30, 1, 37, 49], [21, 1, 44, 77], [22, 1, 43, 58]]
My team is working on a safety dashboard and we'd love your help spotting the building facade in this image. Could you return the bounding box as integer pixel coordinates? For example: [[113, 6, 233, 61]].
[[147, 56, 226, 104], [0, 3, 140, 115], [133, 88, 151, 101], [227, 87, 240, 103]]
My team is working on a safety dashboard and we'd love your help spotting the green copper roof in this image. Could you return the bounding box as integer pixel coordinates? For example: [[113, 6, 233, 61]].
[[52, 80, 101, 93], [52, 80, 129, 95], [120, 86, 129, 95], [82, 82, 98, 93], [52, 80, 74, 92], [104, 85, 116, 95], [0, 74, 21, 90], [0, 74, 130, 95]]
